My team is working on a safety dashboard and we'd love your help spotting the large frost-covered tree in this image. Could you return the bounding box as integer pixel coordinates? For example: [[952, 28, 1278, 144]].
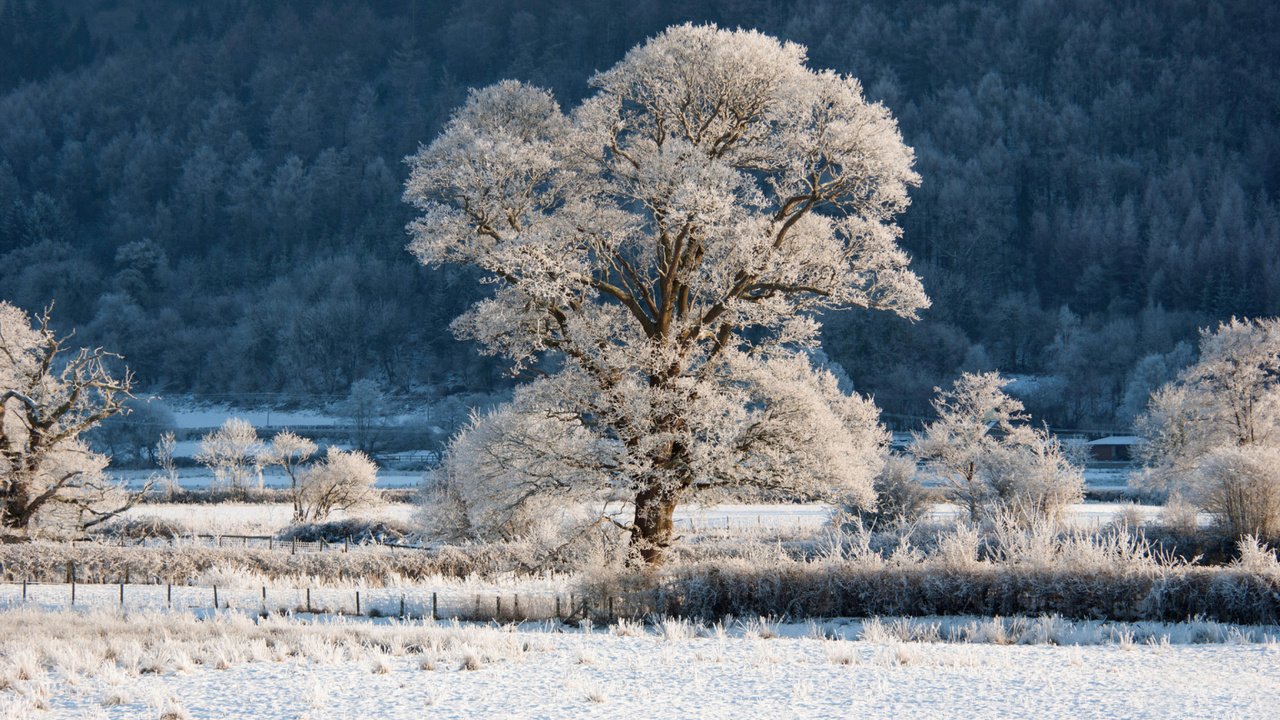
[[0, 302, 138, 533], [404, 25, 927, 564]]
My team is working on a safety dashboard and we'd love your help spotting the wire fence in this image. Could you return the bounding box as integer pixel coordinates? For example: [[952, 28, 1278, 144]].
[[0, 578, 668, 624], [70, 534, 427, 553]]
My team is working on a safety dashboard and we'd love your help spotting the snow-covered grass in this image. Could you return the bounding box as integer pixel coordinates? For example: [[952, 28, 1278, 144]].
[[1, 607, 1276, 719]]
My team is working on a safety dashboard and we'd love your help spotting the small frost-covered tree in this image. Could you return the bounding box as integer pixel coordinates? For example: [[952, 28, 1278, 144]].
[[912, 372, 1026, 522], [980, 426, 1085, 526], [1137, 317, 1280, 537], [1, 302, 141, 533], [258, 430, 317, 521], [338, 378, 388, 453], [194, 418, 262, 497], [913, 372, 1082, 524], [404, 25, 925, 563], [295, 447, 378, 522], [155, 431, 179, 499]]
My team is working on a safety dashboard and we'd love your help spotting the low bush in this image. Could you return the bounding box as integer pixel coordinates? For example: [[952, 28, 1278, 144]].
[[91, 516, 190, 541], [277, 518, 415, 545]]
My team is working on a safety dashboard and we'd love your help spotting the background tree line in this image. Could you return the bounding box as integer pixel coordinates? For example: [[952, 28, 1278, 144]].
[[1, 0, 1277, 429]]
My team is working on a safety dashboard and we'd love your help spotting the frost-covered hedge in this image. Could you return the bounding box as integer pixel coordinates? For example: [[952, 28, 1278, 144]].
[[593, 529, 1280, 625]]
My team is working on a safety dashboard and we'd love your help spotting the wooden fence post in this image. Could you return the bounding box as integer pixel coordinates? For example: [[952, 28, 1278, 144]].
[[306, 588, 311, 613], [22, 578, 27, 603], [119, 582, 124, 607], [431, 592, 437, 621], [167, 582, 172, 608], [355, 590, 361, 616], [213, 585, 219, 609], [555, 595, 561, 619]]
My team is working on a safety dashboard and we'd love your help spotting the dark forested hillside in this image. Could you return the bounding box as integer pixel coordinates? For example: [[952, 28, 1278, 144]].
[[1, 0, 1277, 427]]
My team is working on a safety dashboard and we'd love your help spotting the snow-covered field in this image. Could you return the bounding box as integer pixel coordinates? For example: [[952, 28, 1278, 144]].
[[5, 610, 1277, 719], [118, 501, 1165, 537], [118, 502, 419, 536], [110, 468, 427, 490], [167, 406, 342, 431]]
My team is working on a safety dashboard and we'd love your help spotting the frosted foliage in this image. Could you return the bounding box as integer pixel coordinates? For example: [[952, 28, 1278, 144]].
[[1, 302, 134, 533], [913, 372, 1082, 524], [405, 26, 922, 562], [1137, 319, 1280, 521], [258, 430, 317, 521], [259, 430, 316, 470], [912, 372, 1025, 522], [295, 447, 379, 522], [1137, 318, 1280, 536], [1195, 445, 1280, 539], [1180, 317, 1280, 448], [980, 427, 1085, 526], [425, 400, 618, 542], [193, 418, 262, 495]]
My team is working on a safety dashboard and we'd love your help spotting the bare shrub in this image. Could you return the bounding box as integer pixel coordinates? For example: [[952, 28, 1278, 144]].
[[857, 454, 930, 525], [295, 448, 380, 522], [1158, 491, 1201, 535], [1195, 445, 1280, 540]]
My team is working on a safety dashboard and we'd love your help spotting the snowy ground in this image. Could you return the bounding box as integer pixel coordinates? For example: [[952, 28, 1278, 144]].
[[111, 468, 427, 490], [7, 612, 1277, 719], [118, 501, 1165, 537], [118, 502, 418, 536]]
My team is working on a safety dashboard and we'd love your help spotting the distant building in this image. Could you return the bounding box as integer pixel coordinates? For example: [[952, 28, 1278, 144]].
[[1086, 435, 1141, 463]]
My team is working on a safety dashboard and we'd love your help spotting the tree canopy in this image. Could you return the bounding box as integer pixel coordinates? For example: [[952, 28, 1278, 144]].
[[406, 25, 926, 563]]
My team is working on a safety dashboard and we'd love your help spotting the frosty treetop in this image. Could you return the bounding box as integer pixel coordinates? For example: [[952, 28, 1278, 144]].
[[404, 25, 926, 563]]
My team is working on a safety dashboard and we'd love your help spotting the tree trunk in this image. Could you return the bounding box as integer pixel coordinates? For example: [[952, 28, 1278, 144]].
[[631, 483, 679, 566], [2, 481, 35, 531]]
